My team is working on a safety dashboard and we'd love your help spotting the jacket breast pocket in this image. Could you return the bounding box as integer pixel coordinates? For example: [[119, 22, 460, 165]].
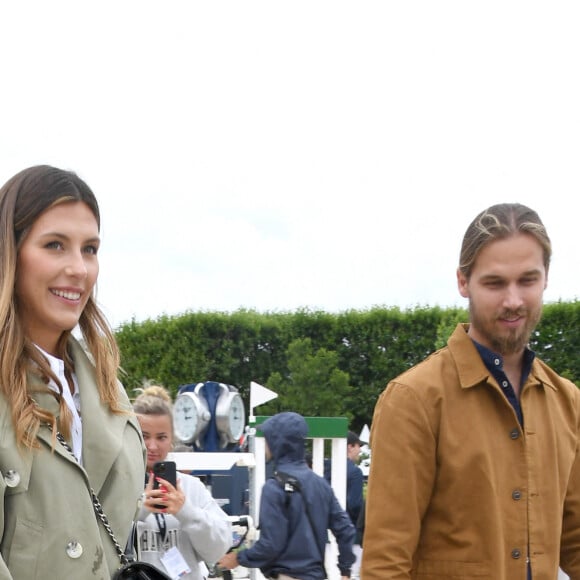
[[4, 516, 44, 577]]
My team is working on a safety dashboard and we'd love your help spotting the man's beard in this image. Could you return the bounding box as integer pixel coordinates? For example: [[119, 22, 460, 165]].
[[469, 300, 542, 356]]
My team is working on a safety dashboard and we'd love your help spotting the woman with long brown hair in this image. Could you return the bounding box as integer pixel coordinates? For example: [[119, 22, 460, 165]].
[[0, 165, 145, 579]]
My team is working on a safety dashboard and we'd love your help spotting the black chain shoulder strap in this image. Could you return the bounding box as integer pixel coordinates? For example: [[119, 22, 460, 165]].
[[53, 430, 130, 565]]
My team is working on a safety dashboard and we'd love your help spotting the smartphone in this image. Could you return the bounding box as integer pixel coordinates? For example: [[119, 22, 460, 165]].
[[152, 460, 177, 489], [151, 461, 177, 510]]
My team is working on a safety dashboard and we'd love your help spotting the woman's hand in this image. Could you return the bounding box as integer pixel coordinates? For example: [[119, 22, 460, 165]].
[[142, 472, 185, 515]]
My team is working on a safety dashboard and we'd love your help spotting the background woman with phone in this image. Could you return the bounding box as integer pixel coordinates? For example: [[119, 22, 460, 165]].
[[133, 385, 231, 579]]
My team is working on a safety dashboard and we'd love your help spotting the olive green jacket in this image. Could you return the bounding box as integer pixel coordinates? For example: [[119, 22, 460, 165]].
[[0, 338, 146, 579], [362, 324, 580, 580]]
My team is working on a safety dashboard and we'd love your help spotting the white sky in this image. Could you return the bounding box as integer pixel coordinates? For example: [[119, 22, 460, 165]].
[[1, 1, 579, 330]]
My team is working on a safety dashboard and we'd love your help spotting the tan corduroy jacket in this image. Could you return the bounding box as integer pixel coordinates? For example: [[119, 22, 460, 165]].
[[362, 324, 580, 580]]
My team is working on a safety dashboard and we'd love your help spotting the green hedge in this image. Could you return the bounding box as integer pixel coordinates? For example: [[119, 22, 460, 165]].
[[115, 301, 580, 430]]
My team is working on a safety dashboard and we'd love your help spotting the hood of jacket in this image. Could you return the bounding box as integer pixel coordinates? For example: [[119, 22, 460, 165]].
[[260, 412, 307, 463]]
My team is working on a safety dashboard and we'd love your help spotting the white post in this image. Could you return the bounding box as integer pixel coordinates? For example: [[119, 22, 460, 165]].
[[312, 437, 325, 476], [330, 436, 347, 509], [250, 433, 266, 580], [252, 436, 266, 526]]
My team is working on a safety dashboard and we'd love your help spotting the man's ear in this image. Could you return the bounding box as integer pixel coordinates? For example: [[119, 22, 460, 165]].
[[457, 268, 469, 298]]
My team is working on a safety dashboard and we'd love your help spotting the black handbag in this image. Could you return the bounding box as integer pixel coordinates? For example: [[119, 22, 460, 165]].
[[112, 560, 171, 580], [108, 521, 171, 580], [54, 432, 171, 580]]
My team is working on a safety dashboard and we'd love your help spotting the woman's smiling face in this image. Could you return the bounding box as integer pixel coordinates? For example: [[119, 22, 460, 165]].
[[15, 200, 100, 355]]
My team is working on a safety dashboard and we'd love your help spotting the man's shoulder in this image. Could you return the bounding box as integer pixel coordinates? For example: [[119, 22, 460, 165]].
[[387, 345, 458, 393], [533, 357, 580, 398], [347, 458, 363, 476], [272, 467, 335, 498], [386, 326, 484, 394], [273, 470, 301, 489], [273, 466, 324, 485]]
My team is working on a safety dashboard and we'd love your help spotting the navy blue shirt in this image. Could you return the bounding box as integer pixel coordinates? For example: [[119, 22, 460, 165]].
[[473, 340, 535, 427], [473, 340, 535, 580]]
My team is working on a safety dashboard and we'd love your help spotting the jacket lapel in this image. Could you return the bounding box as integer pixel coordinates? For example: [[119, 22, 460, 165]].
[[30, 389, 87, 488], [69, 338, 141, 495]]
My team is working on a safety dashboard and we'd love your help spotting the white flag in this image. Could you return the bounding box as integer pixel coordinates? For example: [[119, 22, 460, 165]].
[[360, 424, 370, 445], [250, 381, 278, 412]]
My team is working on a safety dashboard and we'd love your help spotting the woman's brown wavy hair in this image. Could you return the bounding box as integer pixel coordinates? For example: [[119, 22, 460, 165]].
[[0, 165, 125, 449]]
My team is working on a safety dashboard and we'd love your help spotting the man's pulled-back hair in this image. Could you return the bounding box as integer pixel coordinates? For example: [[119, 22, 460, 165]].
[[459, 203, 551, 280]]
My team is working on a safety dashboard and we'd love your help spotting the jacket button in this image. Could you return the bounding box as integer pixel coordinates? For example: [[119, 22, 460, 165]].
[[511, 549, 521, 559], [512, 490, 522, 500], [3, 469, 21, 487], [510, 428, 520, 440], [66, 541, 83, 559]]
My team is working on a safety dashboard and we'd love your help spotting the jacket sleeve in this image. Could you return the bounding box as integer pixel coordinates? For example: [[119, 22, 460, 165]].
[[328, 491, 356, 577], [559, 390, 580, 577], [237, 480, 289, 569], [0, 477, 15, 579], [346, 461, 364, 526], [361, 381, 437, 580], [175, 476, 232, 565]]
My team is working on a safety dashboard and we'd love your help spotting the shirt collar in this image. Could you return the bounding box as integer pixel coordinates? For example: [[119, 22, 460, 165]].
[[472, 339, 536, 386], [35, 344, 66, 378]]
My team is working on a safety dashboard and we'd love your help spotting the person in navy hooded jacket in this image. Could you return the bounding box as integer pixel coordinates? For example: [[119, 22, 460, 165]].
[[218, 412, 355, 580]]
